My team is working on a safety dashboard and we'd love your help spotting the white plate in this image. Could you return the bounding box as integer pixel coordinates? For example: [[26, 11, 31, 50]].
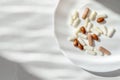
[[54, 0, 120, 72]]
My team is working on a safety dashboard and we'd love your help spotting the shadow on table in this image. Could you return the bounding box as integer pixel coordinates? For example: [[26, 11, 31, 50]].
[[84, 69, 120, 77], [95, 0, 120, 15], [0, 56, 43, 80], [0, 57, 17, 80], [17, 65, 43, 80]]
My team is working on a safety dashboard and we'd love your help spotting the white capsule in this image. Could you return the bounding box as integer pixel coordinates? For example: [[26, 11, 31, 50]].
[[92, 31, 101, 36], [100, 25, 107, 35], [74, 27, 80, 35], [78, 33, 87, 39], [89, 11, 97, 20], [97, 14, 107, 18], [70, 18, 74, 25], [86, 50, 96, 55], [91, 28, 101, 36], [84, 46, 94, 51], [94, 26, 103, 34], [107, 28, 116, 38], [70, 10, 79, 26], [84, 18, 89, 28], [72, 18, 80, 27], [78, 38, 86, 46], [68, 35, 77, 41], [86, 22, 93, 32], [94, 48, 104, 56], [72, 10, 79, 20]]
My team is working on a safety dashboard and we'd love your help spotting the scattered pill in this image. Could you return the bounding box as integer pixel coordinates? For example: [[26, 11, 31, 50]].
[[89, 11, 97, 20], [74, 27, 80, 35], [87, 22, 93, 32], [73, 39, 78, 47], [99, 46, 111, 55], [94, 48, 103, 56], [82, 8, 90, 19], [84, 18, 89, 28], [84, 46, 94, 51], [70, 10, 79, 25], [78, 33, 87, 39], [70, 17, 74, 25], [100, 25, 107, 35], [91, 28, 101, 36], [78, 37, 86, 46], [94, 26, 103, 34], [88, 33, 93, 46], [72, 18, 80, 27], [92, 34, 99, 41], [80, 26, 86, 34], [97, 17, 104, 23], [78, 43, 84, 50], [107, 27, 116, 38], [86, 50, 96, 55], [72, 10, 79, 20]]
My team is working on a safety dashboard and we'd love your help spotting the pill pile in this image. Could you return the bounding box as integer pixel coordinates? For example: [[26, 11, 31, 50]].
[[68, 7, 116, 56]]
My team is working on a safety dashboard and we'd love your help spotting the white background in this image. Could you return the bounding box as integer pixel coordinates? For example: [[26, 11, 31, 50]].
[[0, 0, 120, 80]]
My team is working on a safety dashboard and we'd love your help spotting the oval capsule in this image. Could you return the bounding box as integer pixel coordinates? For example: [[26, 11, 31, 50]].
[[84, 18, 89, 28], [107, 27, 116, 38], [78, 37, 86, 46], [78, 33, 87, 39], [86, 50, 96, 55], [84, 46, 94, 51], [82, 8, 90, 19], [88, 33, 93, 46], [87, 22, 93, 32], [100, 25, 107, 35], [89, 11, 97, 20], [99, 46, 111, 55], [72, 18, 80, 27]]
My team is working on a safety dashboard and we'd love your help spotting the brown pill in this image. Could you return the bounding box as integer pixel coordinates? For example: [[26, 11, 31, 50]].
[[73, 39, 78, 47], [82, 8, 90, 19], [92, 34, 99, 41], [99, 46, 111, 55], [88, 33, 93, 46], [80, 26, 86, 34], [97, 17, 104, 23], [78, 43, 84, 50]]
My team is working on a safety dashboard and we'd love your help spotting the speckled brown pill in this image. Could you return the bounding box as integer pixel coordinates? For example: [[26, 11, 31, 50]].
[[82, 8, 90, 19], [99, 46, 111, 55], [88, 33, 93, 46], [97, 17, 104, 23], [78, 43, 84, 50], [73, 39, 78, 47], [92, 34, 99, 41], [80, 26, 86, 34]]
